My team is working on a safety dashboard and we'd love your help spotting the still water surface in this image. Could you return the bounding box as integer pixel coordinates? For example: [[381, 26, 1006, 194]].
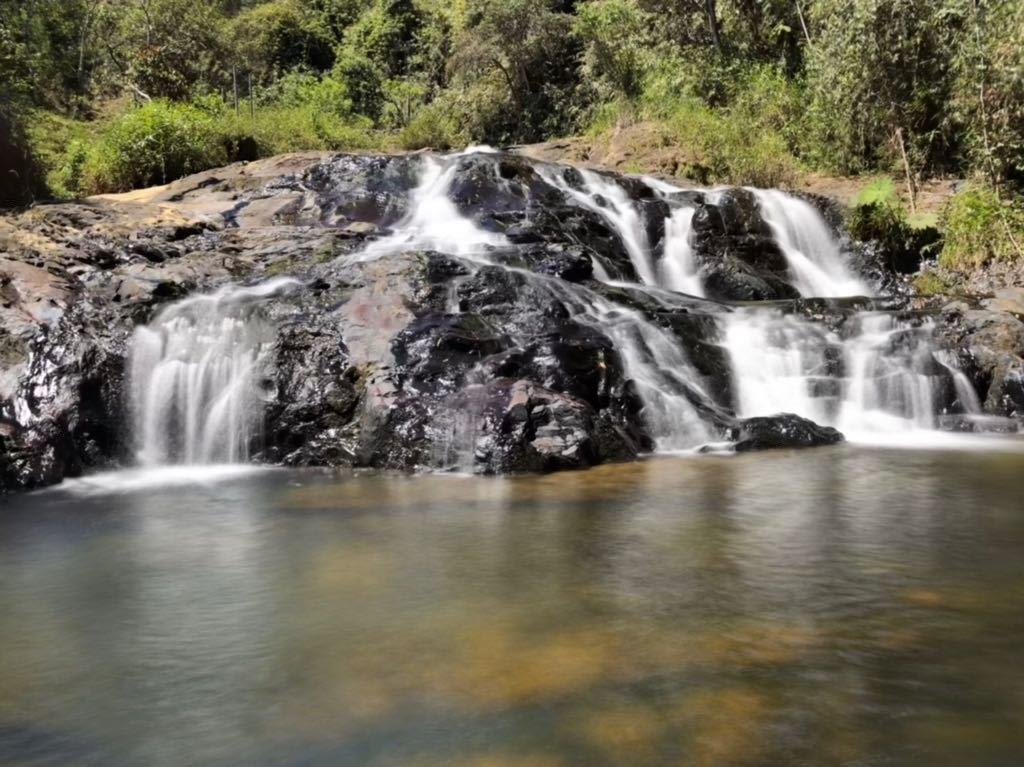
[[2, 446, 1024, 766]]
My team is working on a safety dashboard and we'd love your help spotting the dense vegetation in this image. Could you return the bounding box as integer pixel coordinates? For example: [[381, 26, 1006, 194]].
[[1, 0, 1022, 272]]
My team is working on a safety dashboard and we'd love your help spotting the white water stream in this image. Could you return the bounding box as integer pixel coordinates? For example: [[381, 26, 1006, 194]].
[[128, 278, 297, 465], [548, 165, 991, 445]]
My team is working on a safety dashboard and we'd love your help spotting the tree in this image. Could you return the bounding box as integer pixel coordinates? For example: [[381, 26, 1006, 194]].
[[953, 0, 1024, 190], [450, 0, 580, 142], [804, 0, 959, 183]]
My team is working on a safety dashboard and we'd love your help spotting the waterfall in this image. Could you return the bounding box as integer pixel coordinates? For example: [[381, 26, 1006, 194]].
[[659, 206, 703, 296], [537, 159, 987, 443], [537, 166, 658, 285], [381, 155, 715, 462], [360, 153, 508, 260], [128, 278, 297, 466], [749, 189, 869, 298], [723, 308, 982, 441], [123, 149, 996, 474]]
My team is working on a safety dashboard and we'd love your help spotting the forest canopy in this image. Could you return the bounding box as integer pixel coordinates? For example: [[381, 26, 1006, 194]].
[[1, 0, 1022, 223]]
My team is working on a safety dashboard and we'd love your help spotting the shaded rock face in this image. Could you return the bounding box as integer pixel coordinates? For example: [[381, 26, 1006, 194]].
[[691, 189, 800, 302], [936, 293, 1024, 420], [2, 148, 1003, 493]]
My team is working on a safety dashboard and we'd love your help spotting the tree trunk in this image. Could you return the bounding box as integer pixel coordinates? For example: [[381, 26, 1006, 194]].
[[705, 0, 723, 54], [894, 127, 917, 215]]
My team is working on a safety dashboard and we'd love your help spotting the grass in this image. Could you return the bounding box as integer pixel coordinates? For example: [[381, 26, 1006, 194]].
[[27, 100, 393, 198], [939, 183, 1024, 269], [913, 269, 953, 296]]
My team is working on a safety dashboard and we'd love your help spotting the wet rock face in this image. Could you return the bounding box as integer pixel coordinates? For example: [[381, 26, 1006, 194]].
[[690, 189, 801, 302], [937, 297, 1024, 421], [0, 149, 921, 491]]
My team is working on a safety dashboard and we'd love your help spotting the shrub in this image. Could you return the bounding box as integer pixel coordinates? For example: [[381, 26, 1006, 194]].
[[396, 97, 469, 149], [81, 101, 225, 193], [849, 178, 906, 244], [940, 183, 1024, 269], [23, 109, 97, 199], [332, 52, 385, 119], [913, 269, 953, 296], [213, 104, 377, 156], [848, 177, 941, 273]]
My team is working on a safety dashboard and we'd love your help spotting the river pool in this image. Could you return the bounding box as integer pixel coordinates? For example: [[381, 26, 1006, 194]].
[[2, 445, 1024, 766]]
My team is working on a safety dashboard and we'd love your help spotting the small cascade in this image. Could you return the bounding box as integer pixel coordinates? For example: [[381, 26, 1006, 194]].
[[723, 308, 978, 440], [542, 282, 714, 450], [128, 278, 297, 465], [659, 206, 703, 296], [750, 189, 869, 298], [537, 166, 657, 285], [360, 152, 508, 260]]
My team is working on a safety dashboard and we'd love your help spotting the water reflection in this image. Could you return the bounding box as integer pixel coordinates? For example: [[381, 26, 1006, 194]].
[[3, 447, 1024, 765]]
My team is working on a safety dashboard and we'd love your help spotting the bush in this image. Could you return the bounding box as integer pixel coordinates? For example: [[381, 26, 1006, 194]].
[[849, 178, 906, 243], [848, 177, 941, 273], [213, 103, 377, 157], [332, 52, 385, 119], [23, 109, 97, 199], [940, 183, 1024, 269], [913, 269, 953, 296], [396, 97, 469, 149], [82, 101, 225, 193]]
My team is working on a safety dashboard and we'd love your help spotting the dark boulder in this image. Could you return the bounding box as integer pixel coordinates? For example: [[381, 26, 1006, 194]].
[[691, 189, 799, 301], [731, 413, 844, 451]]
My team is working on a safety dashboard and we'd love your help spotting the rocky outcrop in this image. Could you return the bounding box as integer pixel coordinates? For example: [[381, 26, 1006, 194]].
[[1, 149, 1010, 492], [936, 289, 1024, 420]]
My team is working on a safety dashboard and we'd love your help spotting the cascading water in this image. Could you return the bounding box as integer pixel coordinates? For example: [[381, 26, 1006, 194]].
[[749, 188, 869, 298], [537, 166, 658, 285], [124, 148, 999, 474], [128, 278, 297, 465], [659, 206, 702, 296], [724, 309, 982, 440], [385, 154, 715, 460], [360, 150, 507, 260], [544, 161, 992, 444]]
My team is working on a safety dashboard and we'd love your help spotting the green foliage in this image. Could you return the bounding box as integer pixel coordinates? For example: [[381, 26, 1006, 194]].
[[82, 101, 226, 193], [228, 0, 336, 82], [849, 178, 910, 251], [575, 0, 652, 98], [396, 95, 470, 149], [111, 0, 229, 101], [952, 0, 1024, 189], [258, 70, 352, 116], [23, 110, 98, 198], [449, 0, 582, 144], [215, 103, 376, 156], [940, 183, 1024, 268], [913, 269, 953, 296], [332, 52, 385, 119], [341, 0, 423, 79], [802, 0, 957, 176]]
